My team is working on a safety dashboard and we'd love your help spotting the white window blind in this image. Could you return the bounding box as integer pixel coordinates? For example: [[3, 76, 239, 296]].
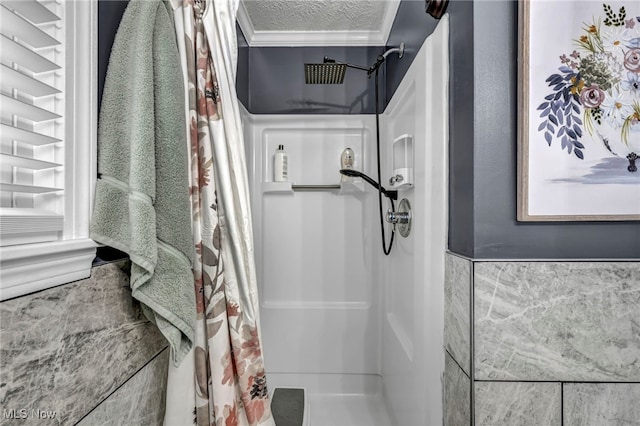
[[0, 0, 97, 300], [1, 0, 64, 246]]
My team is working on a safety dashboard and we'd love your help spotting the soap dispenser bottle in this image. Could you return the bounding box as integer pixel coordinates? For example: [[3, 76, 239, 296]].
[[340, 147, 355, 182], [274, 144, 288, 182]]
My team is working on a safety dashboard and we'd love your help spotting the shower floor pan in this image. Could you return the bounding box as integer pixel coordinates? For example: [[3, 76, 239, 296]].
[[268, 373, 393, 426]]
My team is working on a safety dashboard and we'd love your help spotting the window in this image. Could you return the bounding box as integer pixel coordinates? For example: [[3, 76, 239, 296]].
[[0, 0, 97, 300]]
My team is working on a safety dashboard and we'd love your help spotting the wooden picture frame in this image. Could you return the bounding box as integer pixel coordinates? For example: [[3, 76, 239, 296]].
[[517, 0, 640, 221]]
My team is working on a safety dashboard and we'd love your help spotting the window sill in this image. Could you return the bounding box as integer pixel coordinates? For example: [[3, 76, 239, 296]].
[[0, 238, 97, 301]]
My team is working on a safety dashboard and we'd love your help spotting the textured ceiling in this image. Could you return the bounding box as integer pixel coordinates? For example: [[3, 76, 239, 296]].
[[242, 1, 389, 32]]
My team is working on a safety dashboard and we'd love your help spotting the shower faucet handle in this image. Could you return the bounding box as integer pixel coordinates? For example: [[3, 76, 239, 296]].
[[386, 209, 410, 225], [386, 198, 412, 238]]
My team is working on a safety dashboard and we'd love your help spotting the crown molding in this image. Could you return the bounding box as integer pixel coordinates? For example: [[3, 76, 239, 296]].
[[236, 0, 400, 47], [379, 0, 401, 46], [236, 0, 257, 44]]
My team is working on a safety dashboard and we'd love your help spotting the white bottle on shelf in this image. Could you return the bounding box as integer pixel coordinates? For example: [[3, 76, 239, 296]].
[[274, 144, 288, 182]]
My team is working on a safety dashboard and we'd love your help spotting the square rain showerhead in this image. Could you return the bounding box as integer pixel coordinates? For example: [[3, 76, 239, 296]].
[[304, 63, 346, 84]]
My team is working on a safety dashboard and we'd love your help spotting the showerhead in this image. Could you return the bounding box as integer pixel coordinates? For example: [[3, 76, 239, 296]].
[[305, 56, 374, 84], [304, 62, 346, 84], [306, 44, 405, 84]]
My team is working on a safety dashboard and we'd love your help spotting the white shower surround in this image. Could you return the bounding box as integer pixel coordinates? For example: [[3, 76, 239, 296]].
[[380, 15, 449, 426], [241, 16, 449, 425]]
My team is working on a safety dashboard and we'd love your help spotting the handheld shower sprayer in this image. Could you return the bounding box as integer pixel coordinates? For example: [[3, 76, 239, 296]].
[[339, 169, 397, 200], [306, 43, 406, 254]]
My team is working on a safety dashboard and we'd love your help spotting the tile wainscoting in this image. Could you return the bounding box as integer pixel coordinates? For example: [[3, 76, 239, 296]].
[[443, 254, 640, 426], [0, 261, 169, 425]]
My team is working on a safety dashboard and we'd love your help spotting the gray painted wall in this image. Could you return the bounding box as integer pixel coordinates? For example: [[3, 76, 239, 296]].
[[237, 23, 250, 108], [385, 0, 440, 105], [98, 0, 129, 109], [245, 46, 384, 114], [470, 1, 639, 259]]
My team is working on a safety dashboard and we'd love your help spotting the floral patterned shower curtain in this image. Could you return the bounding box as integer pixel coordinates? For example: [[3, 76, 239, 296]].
[[165, 1, 274, 425]]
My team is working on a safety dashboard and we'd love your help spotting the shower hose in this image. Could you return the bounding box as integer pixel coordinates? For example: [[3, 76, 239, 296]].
[[373, 66, 395, 256]]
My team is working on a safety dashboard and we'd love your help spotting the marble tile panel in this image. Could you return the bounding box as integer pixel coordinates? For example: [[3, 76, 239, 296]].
[[474, 262, 640, 381], [444, 352, 470, 426], [444, 253, 471, 375], [564, 383, 640, 425], [0, 261, 168, 425], [77, 348, 169, 426], [475, 381, 561, 426]]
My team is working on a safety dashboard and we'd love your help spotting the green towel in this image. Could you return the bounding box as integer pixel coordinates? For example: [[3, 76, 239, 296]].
[[91, 0, 195, 366]]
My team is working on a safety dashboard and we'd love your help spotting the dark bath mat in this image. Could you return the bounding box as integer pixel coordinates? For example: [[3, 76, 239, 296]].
[[271, 387, 305, 426]]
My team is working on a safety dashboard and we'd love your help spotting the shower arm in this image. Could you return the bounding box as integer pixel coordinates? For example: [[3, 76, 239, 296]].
[[323, 57, 386, 78], [324, 43, 405, 78], [323, 57, 369, 72], [340, 169, 398, 200]]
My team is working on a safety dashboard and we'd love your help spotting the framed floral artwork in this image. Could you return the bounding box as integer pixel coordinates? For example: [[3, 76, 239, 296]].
[[518, 0, 640, 221]]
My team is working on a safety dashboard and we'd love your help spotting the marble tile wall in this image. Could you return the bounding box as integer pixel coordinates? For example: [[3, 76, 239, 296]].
[[443, 259, 640, 425], [443, 352, 470, 426], [444, 253, 471, 375], [77, 348, 169, 426], [0, 261, 168, 425], [443, 253, 472, 426], [475, 381, 561, 426], [564, 383, 640, 425], [474, 262, 640, 381]]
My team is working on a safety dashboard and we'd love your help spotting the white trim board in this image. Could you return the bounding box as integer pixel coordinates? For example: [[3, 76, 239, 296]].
[[236, 0, 400, 47]]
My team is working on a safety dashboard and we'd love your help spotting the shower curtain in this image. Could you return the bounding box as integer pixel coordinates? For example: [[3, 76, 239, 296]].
[[165, 1, 274, 425]]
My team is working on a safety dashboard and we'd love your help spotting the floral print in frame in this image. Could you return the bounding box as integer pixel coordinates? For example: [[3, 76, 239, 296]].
[[518, 0, 640, 221]]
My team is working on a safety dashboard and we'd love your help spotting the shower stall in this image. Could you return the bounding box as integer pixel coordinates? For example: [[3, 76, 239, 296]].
[[242, 17, 449, 425]]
